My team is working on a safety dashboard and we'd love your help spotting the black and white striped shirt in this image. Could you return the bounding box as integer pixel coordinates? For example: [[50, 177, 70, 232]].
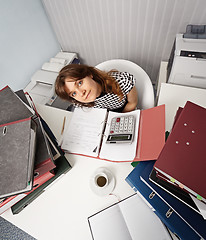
[[94, 71, 135, 112]]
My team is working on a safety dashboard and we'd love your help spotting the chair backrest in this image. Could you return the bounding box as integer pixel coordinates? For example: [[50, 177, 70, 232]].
[[95, 59, 154, 110]]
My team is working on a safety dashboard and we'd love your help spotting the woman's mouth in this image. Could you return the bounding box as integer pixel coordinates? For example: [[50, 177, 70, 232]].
[[85, 90, 91, 100]]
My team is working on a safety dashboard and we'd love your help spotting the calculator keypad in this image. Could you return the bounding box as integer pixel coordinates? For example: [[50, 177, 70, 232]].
[[110, 115, 134, 135]]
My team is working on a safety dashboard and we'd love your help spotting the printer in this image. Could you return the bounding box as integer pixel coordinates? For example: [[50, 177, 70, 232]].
[[24, 52, 79, 110], [167, 33, 206, 89]]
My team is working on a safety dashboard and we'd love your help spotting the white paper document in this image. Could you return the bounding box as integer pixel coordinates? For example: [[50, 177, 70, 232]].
[[88, 194, 172, 240], [61, 107, 107, 157]]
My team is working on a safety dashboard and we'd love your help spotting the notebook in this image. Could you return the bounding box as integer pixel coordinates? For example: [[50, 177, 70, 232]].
[[88, 194, 172, 240]]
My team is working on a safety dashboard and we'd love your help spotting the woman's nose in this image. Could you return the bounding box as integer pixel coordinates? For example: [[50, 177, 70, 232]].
[[78, 89, 86, 97]]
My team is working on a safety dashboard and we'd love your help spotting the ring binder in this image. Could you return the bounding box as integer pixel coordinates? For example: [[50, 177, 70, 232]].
[[60, 105, 165, 162], [2, 126, 7, 136]]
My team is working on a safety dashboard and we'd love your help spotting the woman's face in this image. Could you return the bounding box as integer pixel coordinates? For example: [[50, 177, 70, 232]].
[[64, 75, 102, 103]]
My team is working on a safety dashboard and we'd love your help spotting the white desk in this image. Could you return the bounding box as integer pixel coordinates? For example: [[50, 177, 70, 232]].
[[2, 104, 134, 240]]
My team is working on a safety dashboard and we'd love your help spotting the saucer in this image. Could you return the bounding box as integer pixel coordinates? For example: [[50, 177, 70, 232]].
[[90, 167, 115, 196]]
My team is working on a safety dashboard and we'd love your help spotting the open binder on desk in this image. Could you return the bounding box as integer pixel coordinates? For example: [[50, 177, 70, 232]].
[[60, 105, 165, 162]]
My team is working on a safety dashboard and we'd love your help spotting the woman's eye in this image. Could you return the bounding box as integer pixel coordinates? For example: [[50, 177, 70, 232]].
[[71, 92, 76, 97], [78, 80, 82, 86]]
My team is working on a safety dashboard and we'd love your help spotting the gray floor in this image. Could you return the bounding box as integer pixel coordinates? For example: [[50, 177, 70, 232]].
[[0, 216, 36, 240]]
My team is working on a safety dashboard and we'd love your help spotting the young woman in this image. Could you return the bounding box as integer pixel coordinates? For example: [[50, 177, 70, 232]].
[[55, 64, 138, 112]]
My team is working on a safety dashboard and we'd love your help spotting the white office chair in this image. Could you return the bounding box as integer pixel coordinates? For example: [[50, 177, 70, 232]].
[[95, 59, 155, 110]]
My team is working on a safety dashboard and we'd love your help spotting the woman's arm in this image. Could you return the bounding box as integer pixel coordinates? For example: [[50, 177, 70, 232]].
[[122, 86, 138, 112]]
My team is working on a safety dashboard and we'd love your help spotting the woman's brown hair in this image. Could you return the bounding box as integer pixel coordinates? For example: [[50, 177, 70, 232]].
[[55, 64, 123, 107]]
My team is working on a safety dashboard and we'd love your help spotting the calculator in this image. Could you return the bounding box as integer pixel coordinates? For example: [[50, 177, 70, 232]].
[[106, 115, 135, 144]]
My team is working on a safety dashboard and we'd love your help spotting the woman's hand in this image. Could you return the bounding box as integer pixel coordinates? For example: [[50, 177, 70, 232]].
[[122, 86, 138, 112]]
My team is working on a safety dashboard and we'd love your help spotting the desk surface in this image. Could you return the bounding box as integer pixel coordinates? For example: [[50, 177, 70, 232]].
[[2, 104, 134, 240]]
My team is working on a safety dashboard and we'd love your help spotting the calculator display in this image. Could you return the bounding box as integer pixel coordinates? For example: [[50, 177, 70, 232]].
[[106, 115, 135, 144], [107, 134, 132, 142]]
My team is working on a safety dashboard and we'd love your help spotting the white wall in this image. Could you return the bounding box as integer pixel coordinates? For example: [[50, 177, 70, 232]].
[[42, 0, 206, 84], [0, 0, 60, 91]]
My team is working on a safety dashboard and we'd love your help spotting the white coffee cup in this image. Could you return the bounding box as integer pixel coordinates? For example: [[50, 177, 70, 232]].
[[95, 172, 108, 188], [90, 167, 115, 196]]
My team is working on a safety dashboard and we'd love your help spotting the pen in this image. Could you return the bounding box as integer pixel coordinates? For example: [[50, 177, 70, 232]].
[[61, 116, 66, 135]]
